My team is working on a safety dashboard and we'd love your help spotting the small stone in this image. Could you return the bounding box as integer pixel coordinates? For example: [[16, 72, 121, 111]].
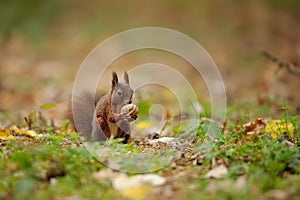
[[204, 165, 228, 179]]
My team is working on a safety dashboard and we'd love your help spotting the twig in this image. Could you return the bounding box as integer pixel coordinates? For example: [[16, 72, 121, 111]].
[[24, 117, 32, 129], [261, 50, 300, 77]]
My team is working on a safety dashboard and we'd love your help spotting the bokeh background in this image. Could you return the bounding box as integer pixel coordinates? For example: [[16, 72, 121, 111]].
[[0, 0, 299, 124]]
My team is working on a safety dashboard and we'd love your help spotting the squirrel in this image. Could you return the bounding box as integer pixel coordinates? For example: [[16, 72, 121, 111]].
[[70, 71, 138, 143]]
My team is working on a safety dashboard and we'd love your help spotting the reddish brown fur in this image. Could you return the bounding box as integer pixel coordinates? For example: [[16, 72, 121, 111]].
[[69, 71, 137, 143]]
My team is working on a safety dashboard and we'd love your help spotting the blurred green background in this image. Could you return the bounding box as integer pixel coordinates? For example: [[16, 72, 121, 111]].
[[0, 0, 299, 120]]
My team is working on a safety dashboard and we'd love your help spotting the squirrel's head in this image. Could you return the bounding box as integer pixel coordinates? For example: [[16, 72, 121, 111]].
[[110, 71, 134, 113]]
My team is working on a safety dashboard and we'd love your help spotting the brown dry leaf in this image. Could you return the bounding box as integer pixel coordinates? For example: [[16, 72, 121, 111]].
[[204, 165, 228, 179], [236, 118, 266, 141]]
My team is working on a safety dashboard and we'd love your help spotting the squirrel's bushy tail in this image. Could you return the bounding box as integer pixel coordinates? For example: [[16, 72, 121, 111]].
[[68, 92, 102, 141]]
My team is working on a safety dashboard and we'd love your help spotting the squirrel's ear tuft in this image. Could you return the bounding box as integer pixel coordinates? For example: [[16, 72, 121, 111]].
[[124, 71, 129, 84], [112, 71, 118, 89]]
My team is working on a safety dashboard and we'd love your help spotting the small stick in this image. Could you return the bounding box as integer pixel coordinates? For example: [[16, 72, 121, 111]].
[[261, 50, 300, 77], [24, 117, 32, 129]]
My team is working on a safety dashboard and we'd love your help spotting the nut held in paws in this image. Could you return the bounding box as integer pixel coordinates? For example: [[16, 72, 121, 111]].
[[121, 104, 138, 114]]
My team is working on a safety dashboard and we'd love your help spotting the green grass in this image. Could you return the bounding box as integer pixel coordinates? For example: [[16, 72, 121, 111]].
[[0, 131, 111, 200], [0, 101, 299, 199]]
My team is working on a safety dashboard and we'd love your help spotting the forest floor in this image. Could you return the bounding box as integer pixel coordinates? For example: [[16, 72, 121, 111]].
[[0, 101, 299, 200], [0, 1, 300, 199]]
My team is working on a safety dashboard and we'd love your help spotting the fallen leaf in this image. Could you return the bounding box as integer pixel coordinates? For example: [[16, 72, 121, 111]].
[[265, 120, 295, 139], [136, 121, 151, 129], [26, 130, 38, 137], [236, 118, 266, 141], [205, 165, 228, 179], [39, 102, 57, 109], [112, 174, 166, 200], [240, 118, 266, 133], [120, 185, 153, 200], [0, 128, 15, 140], [0, 128, 10, 137], [112, 174, 166, 190], [12, 126, 37, 137]]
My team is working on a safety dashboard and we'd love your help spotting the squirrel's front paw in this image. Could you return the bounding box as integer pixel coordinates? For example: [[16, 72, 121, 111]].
[[121, 104, 138, 120]]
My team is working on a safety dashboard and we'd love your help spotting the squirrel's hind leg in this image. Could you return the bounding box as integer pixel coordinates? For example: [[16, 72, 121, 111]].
[[91, 115, 109, 141], [116, 121, 131, 143]]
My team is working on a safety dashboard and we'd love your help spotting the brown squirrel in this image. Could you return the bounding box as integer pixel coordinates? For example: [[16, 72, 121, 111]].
[[70, 71, 138, 143]]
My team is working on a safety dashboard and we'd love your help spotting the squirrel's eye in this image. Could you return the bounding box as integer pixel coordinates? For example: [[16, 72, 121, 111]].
[[117, 91, 122, 96]]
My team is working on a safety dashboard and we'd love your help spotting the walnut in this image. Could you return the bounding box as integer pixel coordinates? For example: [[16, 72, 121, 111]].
[[121, 104, 138, 116]]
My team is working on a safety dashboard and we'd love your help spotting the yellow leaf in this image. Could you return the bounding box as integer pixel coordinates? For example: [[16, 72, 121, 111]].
[[265, 120, 295, 139], [0, 128, 15, 140], [39, 102, 56, 109], [12, 125, 21, 133], [0, 134, 15, 140], [12, 126, 37, 137], [0, 128, 10, 137], [120, 185, 153, 200], [136, 121, 151, 129], [25, 130, 37, 137]]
